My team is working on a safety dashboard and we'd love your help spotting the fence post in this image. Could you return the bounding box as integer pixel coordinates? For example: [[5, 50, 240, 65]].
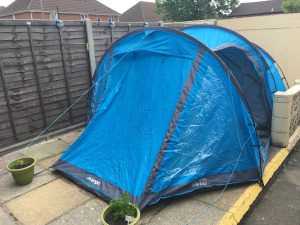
[[57, 25, 74, 124], [109, 19, 116, 45], [0, 61, 18, 141], [85, 19, 96, 77], [27, 22, 48, 129]]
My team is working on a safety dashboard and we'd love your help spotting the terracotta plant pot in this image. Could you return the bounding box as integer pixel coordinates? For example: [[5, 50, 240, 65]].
[[7, 157, 36, 186], [100, 204, 140, 225]]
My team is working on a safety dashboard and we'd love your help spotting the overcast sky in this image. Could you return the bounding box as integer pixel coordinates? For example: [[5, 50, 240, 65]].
[[0, 0, 266, 13]]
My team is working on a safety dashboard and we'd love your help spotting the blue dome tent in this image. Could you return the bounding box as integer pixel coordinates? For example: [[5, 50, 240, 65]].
[[53, 27, 281, 209]]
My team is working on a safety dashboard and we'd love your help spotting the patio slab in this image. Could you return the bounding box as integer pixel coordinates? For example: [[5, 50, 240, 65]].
[[37, 154, 62, 170], [59, 130, 82, 145], [0, 168, 57, 204], [48, 199, 106, 225], [5, 179, 93, 225], [140, 202, 168, 224], [0, 206, 18, 225], [193, 185, 248, 211], [22, 139, 69, 161], [145, 197, 226, 225]]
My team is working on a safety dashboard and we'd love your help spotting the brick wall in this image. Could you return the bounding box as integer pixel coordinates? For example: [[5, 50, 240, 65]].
[[59, 13, 81, 21], [56, 14, 117, 21], [0, 15, 13, 19], [15, 13, 31, 20], [32, 12, 50, 20]]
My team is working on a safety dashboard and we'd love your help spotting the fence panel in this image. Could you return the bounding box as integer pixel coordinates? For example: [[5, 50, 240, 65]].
[[0, 21, 93, 150]]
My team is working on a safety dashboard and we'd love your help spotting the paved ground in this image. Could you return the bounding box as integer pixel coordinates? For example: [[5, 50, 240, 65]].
[[0, 129, 298, 225], [243, 143, 300, 225]]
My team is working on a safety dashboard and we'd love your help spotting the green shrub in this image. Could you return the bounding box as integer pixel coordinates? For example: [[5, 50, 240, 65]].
[[283, 0, 300, 12], [109, 193, 137, 220]]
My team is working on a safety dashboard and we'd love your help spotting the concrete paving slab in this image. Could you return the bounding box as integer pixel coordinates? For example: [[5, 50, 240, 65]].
[[37, 154, 62, 170], [5, 179, 93, 225], [193, 185, 248, 211], [22, 139, 69, 161], [145, 197, 225, 225], [49, 197, 168, 225], [48, 199, 106, 225], [0, 206, 18, 225], [0, 168, 57, 204], [59, 130, 82, 145], [140, 202, 168, 224], [0, 150, 24, 176]]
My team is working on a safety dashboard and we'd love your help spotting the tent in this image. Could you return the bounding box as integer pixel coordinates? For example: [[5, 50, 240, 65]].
[[53, 27, 284, 209]]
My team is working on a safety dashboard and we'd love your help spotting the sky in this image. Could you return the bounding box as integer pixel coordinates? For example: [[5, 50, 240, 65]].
[[0, 0, 266, 13]]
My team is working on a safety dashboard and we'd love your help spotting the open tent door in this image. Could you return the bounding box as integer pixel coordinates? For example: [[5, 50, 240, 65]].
[[213, 45, 270, 148]]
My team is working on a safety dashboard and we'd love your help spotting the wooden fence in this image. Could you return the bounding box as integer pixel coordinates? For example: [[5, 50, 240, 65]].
[[0, 21, 90, 150]]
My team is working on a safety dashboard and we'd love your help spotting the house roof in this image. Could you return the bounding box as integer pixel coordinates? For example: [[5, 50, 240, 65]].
[[120, 1, 164, 22], [229, 0, 283, 17], [0, 6, 5, 14], [0, 0, 119, 16]]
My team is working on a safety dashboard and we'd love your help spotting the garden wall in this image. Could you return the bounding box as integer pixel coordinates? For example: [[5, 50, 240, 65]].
[[271, 80, 300, 147]]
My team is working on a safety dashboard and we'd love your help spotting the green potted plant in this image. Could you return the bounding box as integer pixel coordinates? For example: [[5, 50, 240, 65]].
[[101, 193, 140, 225], [7, 157, 36, 186]]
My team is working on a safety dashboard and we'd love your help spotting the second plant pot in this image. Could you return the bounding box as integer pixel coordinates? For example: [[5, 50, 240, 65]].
[[7, 157, 36, 186]]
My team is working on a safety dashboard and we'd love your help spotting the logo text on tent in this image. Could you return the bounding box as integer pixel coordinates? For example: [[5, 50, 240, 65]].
[[87, 177, 101, 186], [192, 178, 208, 187]]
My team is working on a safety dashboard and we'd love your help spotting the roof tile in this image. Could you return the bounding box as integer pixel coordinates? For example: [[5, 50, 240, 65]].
[[120, 1, 164, 22], [229, 0, 283, 17], [0, 0, 119, 16]]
